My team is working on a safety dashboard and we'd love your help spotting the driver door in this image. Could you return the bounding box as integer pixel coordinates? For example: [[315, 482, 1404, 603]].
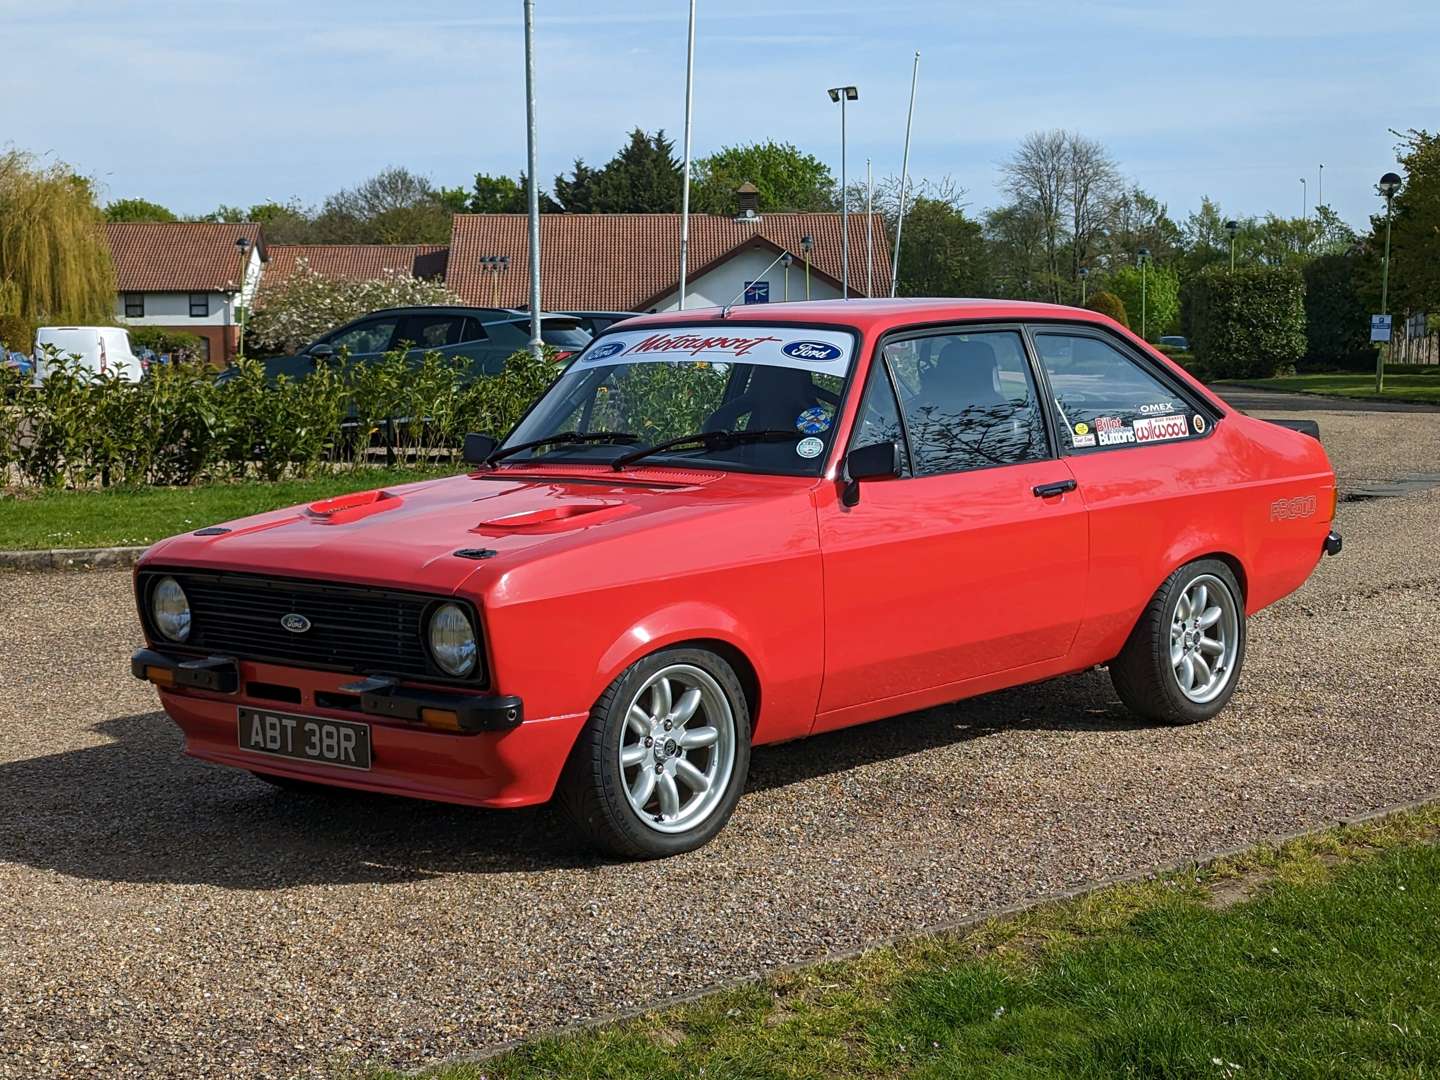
[[815, 326, 1089, 725]]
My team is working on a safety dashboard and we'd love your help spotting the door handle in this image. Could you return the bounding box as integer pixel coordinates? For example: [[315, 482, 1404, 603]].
[[1032, 479, 1077, 498]]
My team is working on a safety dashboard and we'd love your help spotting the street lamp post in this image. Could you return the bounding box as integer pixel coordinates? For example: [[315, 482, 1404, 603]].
[[522, 0, 542, 361], [1137, 248, 1150, 341], [827, 85, 858, 299], [1225, 219, 1239, 273], [1378, 171, 1402, 393], [234, 236, 251, 360], [1078, 266, 1089, 306], [801, 234, 813, 300], [781, 252, 793, 302]]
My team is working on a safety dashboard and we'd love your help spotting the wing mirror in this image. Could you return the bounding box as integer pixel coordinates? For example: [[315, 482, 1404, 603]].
[[462, 432, 498, 466], [307, 343, 335, 362], [842, 441, 902, 506]]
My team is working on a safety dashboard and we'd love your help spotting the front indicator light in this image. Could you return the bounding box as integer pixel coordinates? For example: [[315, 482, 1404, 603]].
[[427, 603, 477, 677], [145, 666, 175, 687], [420, 708, 462, 732]]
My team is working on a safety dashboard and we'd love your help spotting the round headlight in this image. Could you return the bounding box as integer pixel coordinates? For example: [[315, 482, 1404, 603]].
[[151, 576, 191, 642], [428, 603, 477, 677]]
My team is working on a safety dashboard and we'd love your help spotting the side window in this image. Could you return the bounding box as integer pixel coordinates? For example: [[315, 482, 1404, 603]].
[[851, 355, 911, 475], [1033, 332, 1201, 451], [399, 315, 463, 349], [890, 329, 1048, 477], [458, 318, 489, 343], [329, 318, 399, 355]]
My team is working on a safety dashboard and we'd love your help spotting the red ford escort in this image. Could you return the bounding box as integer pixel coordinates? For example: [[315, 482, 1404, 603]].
[[132, 300, 1341, 857]]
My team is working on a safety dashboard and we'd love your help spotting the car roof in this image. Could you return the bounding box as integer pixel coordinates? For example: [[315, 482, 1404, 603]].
[[353, 306, 579, 323], [608, 298, 1122, 334]]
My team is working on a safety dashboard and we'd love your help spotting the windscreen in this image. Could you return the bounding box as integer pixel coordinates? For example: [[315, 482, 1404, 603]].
[[500, 325, 858, 474]]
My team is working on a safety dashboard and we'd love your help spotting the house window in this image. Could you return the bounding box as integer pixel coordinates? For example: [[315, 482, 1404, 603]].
[[189, 293, 209, 318], [123, 293, 144, 318]]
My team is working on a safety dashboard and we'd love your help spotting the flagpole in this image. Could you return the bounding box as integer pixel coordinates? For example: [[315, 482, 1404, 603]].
[[678, 0, 697, 309], [865, 158, 874, 297], [890, 50, 919, 298], [523, 0, 542, 358]]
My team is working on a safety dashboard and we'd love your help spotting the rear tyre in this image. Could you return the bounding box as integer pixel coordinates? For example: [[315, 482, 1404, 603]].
[[1110, 558, 1246, 725], [558, 647, 751, 859]]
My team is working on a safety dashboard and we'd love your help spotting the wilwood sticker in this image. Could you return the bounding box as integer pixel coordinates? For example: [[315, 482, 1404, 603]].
[[1133, 414, 1190, 443]]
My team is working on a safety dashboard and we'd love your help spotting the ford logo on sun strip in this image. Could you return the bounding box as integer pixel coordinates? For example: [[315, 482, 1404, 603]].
[[280, 613, 312, 634], [583, 340, 627, 362], [781, 340, 843, 362]]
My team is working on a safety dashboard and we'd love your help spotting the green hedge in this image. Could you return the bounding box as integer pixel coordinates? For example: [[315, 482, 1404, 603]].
[[1302, 253, 1376, 372], [0, 346, 558, 489], [1184, 266, 1306, 379]]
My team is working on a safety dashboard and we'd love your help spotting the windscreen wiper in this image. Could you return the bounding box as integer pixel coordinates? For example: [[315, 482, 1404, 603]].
[[611, 429, 801, 471], [485, 431, 639, 466]]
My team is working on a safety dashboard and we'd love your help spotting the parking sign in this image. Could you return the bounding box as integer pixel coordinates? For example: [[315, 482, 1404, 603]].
[[743, 280, 770, 304], [1371, 314, 1392, 342]]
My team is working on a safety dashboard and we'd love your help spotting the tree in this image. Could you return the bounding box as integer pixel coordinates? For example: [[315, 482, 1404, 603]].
[[0, 150, 115, 350], [692, 141, 835, 213], [894, 196, 988, 298], [1107, 263, 1180, 339], [984, 201, 1048, 300], [246, 261, 459, 355], [553, 129, 683, 213], [1185, 266, 1306, 379], [1001, 130, 1069, 301], [1102, 186, 1182, 269], [1304, 253, 1373, 371], [1064, 133, 1122, 283], [309, 166, 455, 244], [463, 171, 558, 214], [1361, 129, 1440, 318], [104, 197, 178, 223]]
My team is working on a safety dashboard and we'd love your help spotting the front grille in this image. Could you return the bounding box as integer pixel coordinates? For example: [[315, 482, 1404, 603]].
[[138, 569, 484, 685]]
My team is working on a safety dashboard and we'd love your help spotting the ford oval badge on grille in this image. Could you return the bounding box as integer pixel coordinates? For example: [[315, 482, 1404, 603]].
[[280, 613, 312, 634]]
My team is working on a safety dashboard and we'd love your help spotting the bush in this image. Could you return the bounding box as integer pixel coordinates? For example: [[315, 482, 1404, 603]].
[[129, 326, 206, 360], [1085, 290, 1129, 328], [1303, 253, 1375, 372], [246, 262, 459, 356], [1184, 266, 1306, 379], [3, 346, 563, 491]]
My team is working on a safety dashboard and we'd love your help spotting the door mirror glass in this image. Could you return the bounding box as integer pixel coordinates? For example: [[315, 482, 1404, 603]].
[[843, 441, 902, 506], [462, 432, 498, 465]]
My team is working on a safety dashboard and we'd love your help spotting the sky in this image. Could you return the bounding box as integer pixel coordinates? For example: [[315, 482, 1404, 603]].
[[4, 0, 1437, 232]]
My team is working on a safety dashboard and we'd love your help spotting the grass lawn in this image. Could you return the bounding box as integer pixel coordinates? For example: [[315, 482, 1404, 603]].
[[0, 466, 458, 550], [1218, 369, 1440, 405], [390, 806, 1440, 1080]]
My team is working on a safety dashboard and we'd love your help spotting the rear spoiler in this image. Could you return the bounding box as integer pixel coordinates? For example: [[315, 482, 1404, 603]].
[[1262, 418, 1320, 440]]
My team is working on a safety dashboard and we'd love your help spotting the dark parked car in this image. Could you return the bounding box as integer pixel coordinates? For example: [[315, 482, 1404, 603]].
[[1158, 335, 1190, 351], [234, 306, 592, 382], [560, 310, 645, 335]]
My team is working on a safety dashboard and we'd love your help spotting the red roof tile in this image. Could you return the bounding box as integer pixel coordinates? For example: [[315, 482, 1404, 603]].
[[261, 244, 449, 297], [106, 222, 264, 293], [447, 213, 892, 311]]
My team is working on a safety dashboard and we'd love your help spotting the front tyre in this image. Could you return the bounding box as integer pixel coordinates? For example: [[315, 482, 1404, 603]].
[[1110, 558, 1246, 725], [559, 647, 751, 859]]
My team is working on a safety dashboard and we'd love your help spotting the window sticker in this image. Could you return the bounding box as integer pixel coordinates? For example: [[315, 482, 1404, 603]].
[[796, 436, 826, 459], [1096, 416, 1136, 446], [1073, 422, 1090, 436], [1133, 414, 1191, 443], [574, 326, 855, 373], [1192, 414, 1207, 434], [1072, 432, 1097, 448], [795, 405, 832, 434], [1138, 401, 1177, 415]]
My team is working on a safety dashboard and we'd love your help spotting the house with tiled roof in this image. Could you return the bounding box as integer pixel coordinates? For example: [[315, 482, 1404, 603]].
[[106, 222, 266, 364], [260, 243, 449, 299], [446, 209, 892, 313]]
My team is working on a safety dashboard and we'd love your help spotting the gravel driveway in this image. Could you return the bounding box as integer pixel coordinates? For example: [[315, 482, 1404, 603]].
[[3, 390, 1439, 1079]]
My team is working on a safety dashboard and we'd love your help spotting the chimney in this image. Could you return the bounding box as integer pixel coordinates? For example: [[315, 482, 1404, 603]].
[[734, 182, 760, 222]]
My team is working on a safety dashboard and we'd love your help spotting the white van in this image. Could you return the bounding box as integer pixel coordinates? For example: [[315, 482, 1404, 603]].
[[33, 326, 144, 384]]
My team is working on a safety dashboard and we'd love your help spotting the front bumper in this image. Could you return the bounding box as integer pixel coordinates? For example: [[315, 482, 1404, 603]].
[[132, 649, 582, 808], [132, 648, 523, 732]]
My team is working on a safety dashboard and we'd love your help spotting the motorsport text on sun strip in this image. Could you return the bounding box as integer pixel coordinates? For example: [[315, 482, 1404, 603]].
[[575, 326, 856, 373]]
